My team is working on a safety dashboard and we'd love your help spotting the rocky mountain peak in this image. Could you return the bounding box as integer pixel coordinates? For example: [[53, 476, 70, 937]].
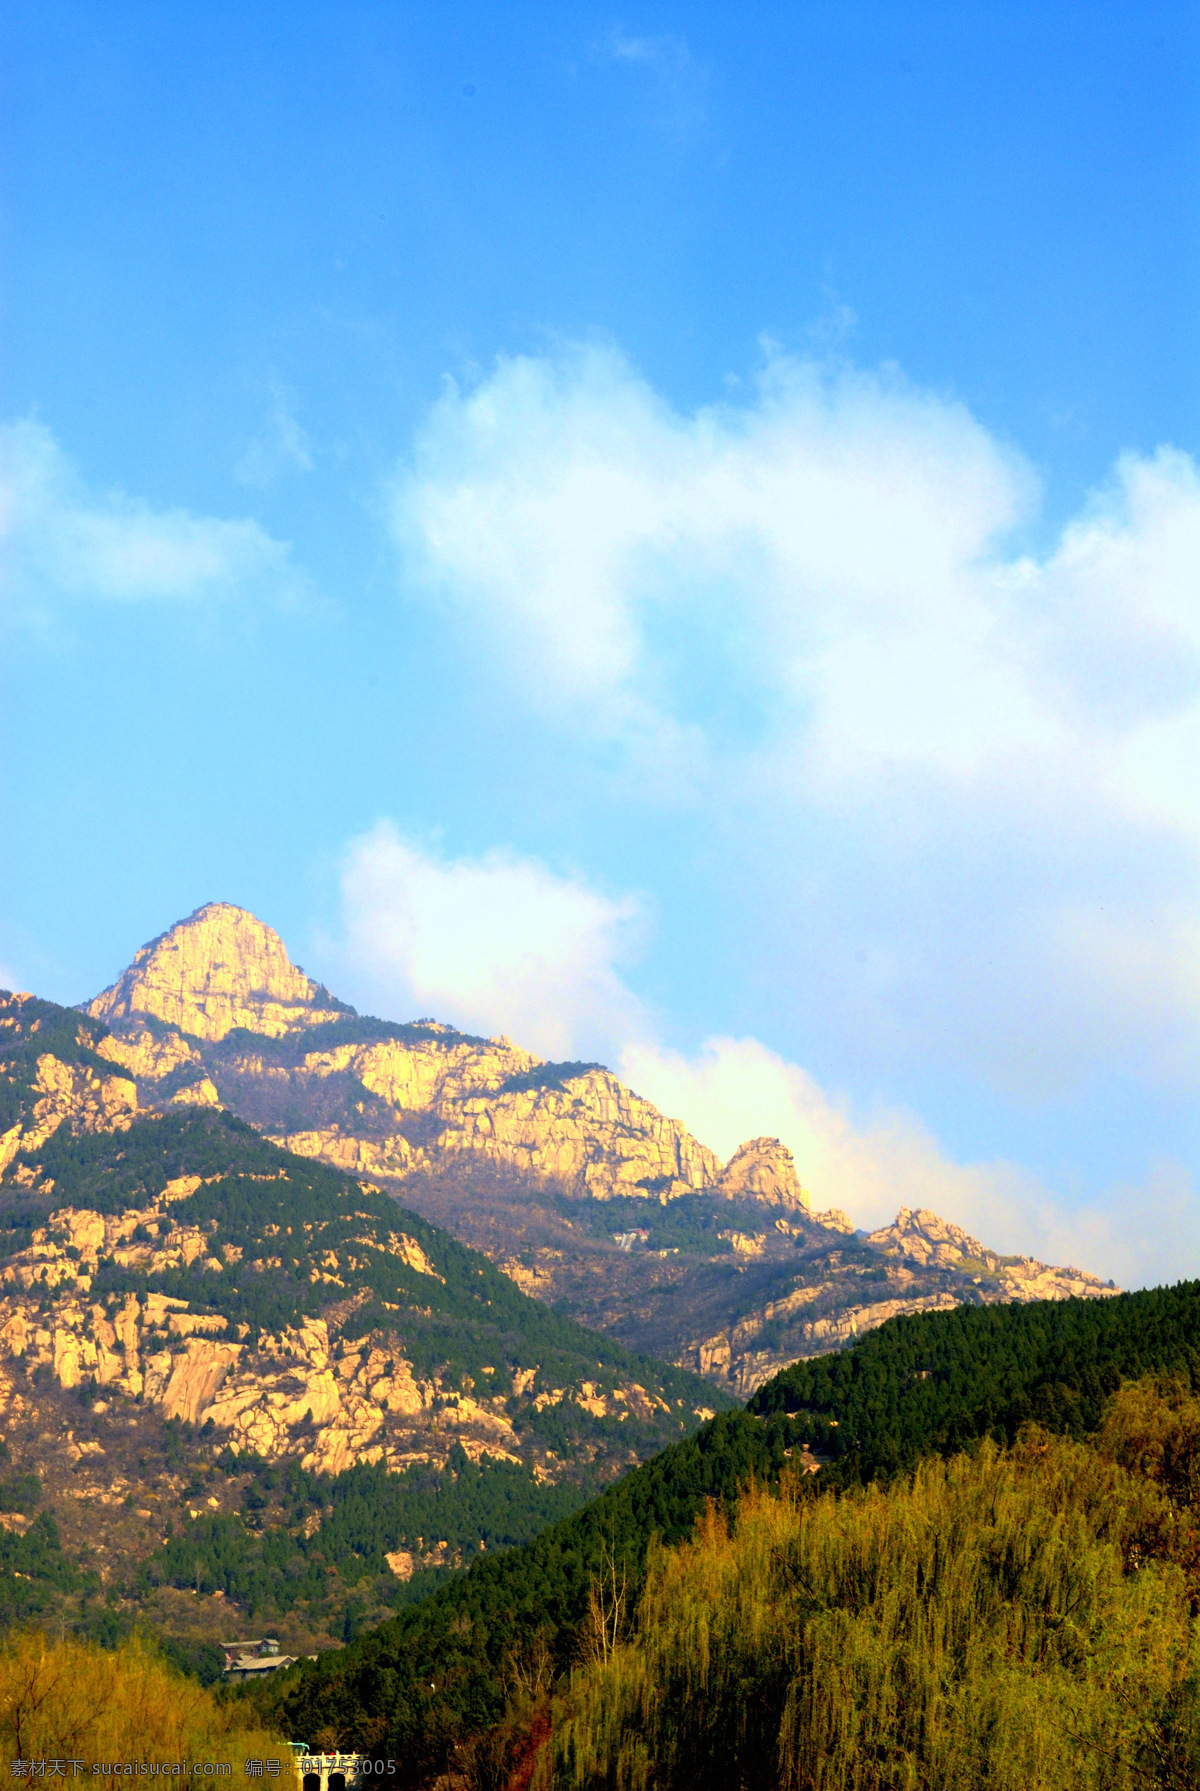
[[86, 902, 347, 1042], [867, 1205, 1115, 1300], [869, 1206, 988, 1265], [716, 1137, 809, 1210]]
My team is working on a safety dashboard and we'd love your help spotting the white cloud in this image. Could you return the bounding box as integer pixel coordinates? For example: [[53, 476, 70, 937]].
[[389, 345, 1200, 1096], [391, 344, 1040, 771], [326, 824, 1198, 1288], [619, 1035, 1200, 1289], [331, 822, 650, 1060], [0, 418, 300, 615], [393, 345, 1200, 791]]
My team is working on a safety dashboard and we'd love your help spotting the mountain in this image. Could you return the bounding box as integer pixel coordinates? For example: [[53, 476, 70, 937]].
[[0, 903, 1116, 1657], [0, 988, 728, 1653], [77, 903, 1114, 1394]]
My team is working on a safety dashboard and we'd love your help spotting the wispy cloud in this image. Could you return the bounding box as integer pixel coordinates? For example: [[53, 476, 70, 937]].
[[388, 344, 1200, 1103], [235, 382, 315, 487], [594, 28, 708, 138], [0, 418, 302, 619]]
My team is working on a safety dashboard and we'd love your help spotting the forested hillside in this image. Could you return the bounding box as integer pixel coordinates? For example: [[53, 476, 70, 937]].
[[749, 1279, 1200, 1479], [551, 1382, 1200, 1790], [257, 1410, 795, 1769], [0, 1010, 728, 1650], [255, 1278, 1200, 1784]]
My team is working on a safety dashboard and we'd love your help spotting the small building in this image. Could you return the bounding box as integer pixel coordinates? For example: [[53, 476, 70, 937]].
[[221, 1639, 297, 1680], [220, 1638, 278, 1666]]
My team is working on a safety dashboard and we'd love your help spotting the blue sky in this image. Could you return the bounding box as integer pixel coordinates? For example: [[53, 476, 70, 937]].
[[3, 2, 1198, 1285]]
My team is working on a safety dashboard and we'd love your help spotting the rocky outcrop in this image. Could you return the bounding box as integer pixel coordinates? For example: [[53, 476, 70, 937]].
[[715, 1138, 808, 1210], [435, 1065, 721, 1198], [865, 1207, 1116, 1302], [0, 1006, 138, 1179], [87, 909, 730, 1202], [273, 1127, 415, 1180], [0, 1190, 698, 1479], [96, 1023, 220, 1107], [87, 903, 346, 1042], [243, 1033, 722, 1201]]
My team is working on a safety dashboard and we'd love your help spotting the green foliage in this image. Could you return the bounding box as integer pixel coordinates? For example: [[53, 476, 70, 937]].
[[143, 1447, 586, 1619], [749, 1280, 1200, 1483], [552, 1404, 1200, 1790], [0, 1474, 42, 1515], [561, 1190, 796, 1255], [13, 1106, 284, 1214], [153, 1634, 234, 1687], [257, 1411, 795, 1783], [0, 1512, 99, 1623], [215, 1014, 489, 1061], [497, 1063, 607, 1097]]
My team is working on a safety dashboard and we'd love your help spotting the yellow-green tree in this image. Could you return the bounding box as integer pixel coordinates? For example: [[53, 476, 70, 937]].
[[552, 1400, 1200, 1791], [0, 1633, 290, 1789]]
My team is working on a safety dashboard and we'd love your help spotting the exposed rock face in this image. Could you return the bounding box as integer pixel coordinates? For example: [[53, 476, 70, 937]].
[[87, 903, 346, 1042], [87, 906, 728, 1202], [438, 1064, 723, 1198], [270, 1048, 722, 1200], [62, 906, 1120, 1399], [96, 1024, 220, 1108], [0, 993, 138, 1178], [0, 1188, 700, 1479], [865, 1207, 1116, 1302], [683, 1291, 965, 1400], [716, 1138, 808, 1209]]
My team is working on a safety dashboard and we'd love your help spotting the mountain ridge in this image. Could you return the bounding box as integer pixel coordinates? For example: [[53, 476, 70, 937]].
[[55, 901, 1116, 1394]]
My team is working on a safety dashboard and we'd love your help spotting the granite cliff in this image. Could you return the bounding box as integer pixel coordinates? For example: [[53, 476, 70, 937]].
[[69, 905, 1115, 1396], [88, 902, 350, 1043], [0, 997, 730, 1648], [86, 905, 785, 1206]]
